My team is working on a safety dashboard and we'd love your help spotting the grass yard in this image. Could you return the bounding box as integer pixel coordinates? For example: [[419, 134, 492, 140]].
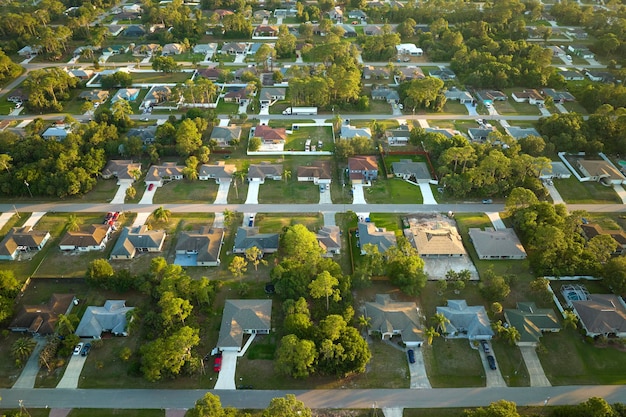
[[553, 176, 621, 204], [216, 100, 240, 114], [255, 213, 322, 233], [106, 52, 135, 63], [494, 96, 541, 116], [491, 339, 530, 387], [405, 407, 546, 417], [442, 101, 468, 115], [152, 180, 218, 204], [422, 338, 485, 387], [73, 179, 120, 203], [0, 332, 30, 387], [257, 179, 320, 204], [68, 410, 164, 417], [537, 328, 626, 385], [364, 178, 423, 204], [131, 72, 193, 84], [368, 213, 402, 232], [171, 52, 205, 62], [284, 126, 333, 151]]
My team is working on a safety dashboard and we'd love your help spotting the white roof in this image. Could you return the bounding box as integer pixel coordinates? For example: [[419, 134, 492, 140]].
[[396, 43, 423, 53]]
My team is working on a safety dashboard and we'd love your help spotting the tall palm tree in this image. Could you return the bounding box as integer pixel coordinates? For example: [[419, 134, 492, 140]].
[[152, 206, 171, 223], [563, 310, 579, 330], [504, 326, 521, 346], [283, 169, 291, 183], [55, 313, 76, 336], [430, 313, 450, 334], [66, 214, 81, 232], [11, 337, 36, 363], [424, 326, 440, 345], [223, 209, 235, 227]]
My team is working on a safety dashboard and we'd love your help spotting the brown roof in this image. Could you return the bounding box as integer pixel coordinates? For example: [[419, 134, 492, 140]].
[[348, 155, 378, 172], [254, 125, 287, 142], [59, 224, 110, 247], [581, 223, 626, 246], [572, 294, 626, 335], [198, 67, 223, 80], [9, 294, 75, 334], [0, 226, 50, 257], [297, 161, 331, 180]]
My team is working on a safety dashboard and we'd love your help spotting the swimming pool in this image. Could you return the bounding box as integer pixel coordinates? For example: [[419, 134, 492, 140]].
[[619, 160, 626, 167]]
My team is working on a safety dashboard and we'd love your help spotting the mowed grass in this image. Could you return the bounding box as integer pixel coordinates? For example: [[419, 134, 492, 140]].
[[368, 213, 402, 232], [553, 176, 621, 204], [422, 338, 485, 387], [257, 179, 320, 204], [68, 410, 164, 417], [255, 213, 322, 233], [491, 339, 530, 387], [0, 332, 31, 387], [152, 180, 218, 204], [537, 328, 626, 385], [284, 126, 333, 151], [131, 71, 193, 84], [365, 178, 423, 204]]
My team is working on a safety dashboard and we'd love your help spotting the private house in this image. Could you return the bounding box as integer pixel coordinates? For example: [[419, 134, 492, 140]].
[[122, 3, 142, 13], [111, 88, 141, 104], [253, 9, 272, 20], [73, 46, 98, 58], [7, 89, 28, 103], [348, 9, 367, 20], [341, 125, 372, 139], [75, 300, 134, 338], [253, 25, 279, 37], [193, 43, 218, 55], [474, 90, 507, 105], [79, 90, 110, 103], [585, 71, 616, 84], [210, 125, 242, 146], [145, 162, 184, 187], [575, 158, 626, 185], [429, 68, 456, 81], [68, 68, 94, 80], [259, 88, 286, 106], [162, 43, 184, 56], [197, 67, 223, 81], [570, 294, 626, 338], [403, 217, 467, 258], [233, 67, 258, 82], [357, 222, 397, 255], [340, 24, 358, 38], [511, 89, 545, 105], [581, 223, 626, 256], [468, 127, 497, 142], [391, 159, 431, 182], [568, 45, 594, 58], [123, 25, 146, 37], [59, 224, 111, 252], [0, 227, 51, 261], [558, 70, 585, 81], [223, 88, 250, 103], [444, 87, 473, 104], [328, 6, 344, 22], [101, 45, 127, 56], [395, 66, 425, 83], [316, 226, 341, 257], [199, 161, 236, 183], [385, 125, 411, 146], [364, 294, 423, 347], [9, 294, 76, 335], [127, 126, 157, 144], [425, 127, 461, 138], [505, 126, 541, 140], [436, 300, 494, 340], [217, 300, 272, 352], [175, 227, 225, 266], [221, 42, 248, 55], [106, 25, 125, 37], [348, 155, 378, 183], [233, 227, 279, 255], [371, 87, 400, 103], [396, 43, 423, 56], [110, 225, 166, 259], [213, 9, 234, 19], [542, 88, 575, 103], [101, 160, 142, 183], [17, 46, 41, 57], [364, 25, 384, 36], [468, 227, 527, 260], [504, 302, 561, 346], [247, 163, 283, 182], [363, 66, 390, 80], [42, 125, 72, 140], [253, 125, 287, 145], [547, 45, 567, 58], [297, 161, 331, 185], [539, 161, 571, 179], [132, 44, 160, 57], [142, 86, 172, 108]]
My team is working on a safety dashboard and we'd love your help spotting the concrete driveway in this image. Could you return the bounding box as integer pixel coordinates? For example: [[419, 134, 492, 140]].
[[12, 337, 46, 389], [545, 182, 564, 204], [131, 212, 151, 227], [233, 54, 245, 64], [613, 184, 626, 204], [464, 102, 478, 116], [352, 184, 366, 204], [244, 182, 260, 204], [520, 346, 551, 387], [214, 351, 238, 389], [214, 212, 225, 228], [0, 212, 14, 230], [111, 182, 131, 204], [23, 212, 46, 227], [214, 181, 230, 204], [138, 185, 157, 204], [478, 343, 507, 387], [408, 347, 431, 389], [319, 187, 332, 204], [56, 353, 87, 389], [485, 212, 506, 230], [419, 183, 437, 205]]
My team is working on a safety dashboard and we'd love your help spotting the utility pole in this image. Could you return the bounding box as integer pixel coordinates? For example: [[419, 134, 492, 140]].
[[24, 181, 33, 198]]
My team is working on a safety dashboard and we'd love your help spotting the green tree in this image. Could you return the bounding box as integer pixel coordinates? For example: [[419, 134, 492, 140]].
[[603, 256, 626, 295], [275, 334, 317, 379], [430, 313, 450, 334], [140, 326, 200, 381], [175, 119, 202, 156], [55, 313, 78, 336], [11, 337, 36, 364], [424, 326, 440, 345], [464, 400, 520, 417], [245, 246, 266, 272], [563, 310, 579, 330], [263, 394, 312, 417], [126, 185, 137, 200], [152, 56, 182, 73], [249, 136, 262, 151], [309, 270, 340, 311], [184, 156, 199, 181], [479, 269, 511, 302], [188, 392, 234, 417], [229, 256, 248, 279], [159, 291, 193, 326], [66, 214, 81, 232], [152, 206, 172, 223], [86, 259, 115, 287]]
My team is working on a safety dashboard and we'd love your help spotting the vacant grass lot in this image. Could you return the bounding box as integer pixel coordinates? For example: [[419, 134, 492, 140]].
[[553, 177, 620, 204], [368, 213, 402, 232], [152, 180, 218, 204], [284, 126, 333, 151], [365, 178, 423, 204], [257, 179, 319, 204], [255, 213, 322, 233], [422, 338, 485, 387], [74, 179, 119, 203], [442, 101, 468, 115]]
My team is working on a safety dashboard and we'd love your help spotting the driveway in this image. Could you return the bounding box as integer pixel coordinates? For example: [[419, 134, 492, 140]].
[[520, 346, 551, 387], [56, 353, 87, 389], [0, 212, 14, 230], [464, 102, 478, 116], [214, 350, 238, 390], [613, 184, 626, 204], [479, 344, 507, 387], [408, 347, 431, 389], [214, 181, 230, 204], [132, 212, 151, 227], [12, 337, 46, 389], [555, 103, 568, 114], [485, 212, 506, 230], [352, 184, 366, 204], [416, 119, 430, 128], [545, 182, 564, 204], [319, 188, 332, 204], [110, 182, 131, 205], [538, 106, 551, 117], [213, 212, 225, 228], [218, 118, 230, 127], [419, 183, 437, 205], [244, 182, 260, 204], [323, 211, 336, 226], [233, 54, 245, 64], [23, 212, 46, 227], [138, 185, 157, 204]]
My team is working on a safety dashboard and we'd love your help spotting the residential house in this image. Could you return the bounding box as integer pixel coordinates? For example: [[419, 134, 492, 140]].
[[111, 88, 141, 104], [253, 25, 279, 37], [348, 155, 378, 183], [385, 125, 411, 146], [505, 126, 541, 140], [585, 71, 616, 84], [504, 302, 561, 346], [0, 227, 51, 261], [394, 66, 425, 83], [364, 294, 423, 346], [145, 162, 184, 186], [468, 127, 497, 142], [101, 45, 127, 56], [546, 45, 567, 58], [357, 222, 397, 255], [348, 9, 367, 20], [259, 87, 286, 106], [106, 25, 125, 37], [217, 300, 272, 352], [7, 89, 28, 103], [127, 126, 158, 144], [403, 217, 467, 258], [328, 6, 344, 22], [75, 300, 134, 338], [213, 9, 234, 19], [17, 46, 41, 57], [396, 43, 423, 56], [101, 160, 141, 183], [542, 88, 576, 103], [59, 224, 111, 252], [110, 225, 166, 259], [197, 67, 223, 81], [161, 43, 184, 56], [221, 42, 248, 55], [576, 158, 626, 185], [73, 46, 98, 58], [581, 223, 626, 256], [79, 90, 110, 103], [468, 227, 527, 260], [253, 125, 287, 144], [233, 227, 279, 255], [436, 300, 494, 340], [316, 226, 341, 257], [142, 86, 172, 108], [340, 24, 358, 37], [363, 66, 390, 80], [247, 163, 283, 182], [193, 43, 218, 55], [474, 90, 507, 106], [391, 159, 431, 182], [9, 294, 75, 335], [425, 127, 461, 138], [429, 68, 456, 80], [233, 67, 258, 82], [223, 88, 251, 103], [42, 125, 73, 140], [199, 161, 236, 183], [539, 161, 571, 179], [123, 25, 147, 37], [371, 87, 399, 103], [122, 3, 142, 13], [297, 161, 331, 185], [444, 87, 473, 104], [341, 125, 372, 139], [175, 227, 225, 266], [253, 9, 272, 20], [566, 28, 588, 39], [511, 89, 545, 105], [68, 68, 94, 80], [558, 70, 585, 81], [568, 44, 593, 58], [364, 25, 384, 36], [132, 43, 161, 56], [210, 125, 242, 146], [571, 294, 626, 338]]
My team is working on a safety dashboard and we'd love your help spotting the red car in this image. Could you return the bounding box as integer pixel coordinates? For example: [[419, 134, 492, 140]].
[[148, 184, 155, 191], [213, 353, 222, 372]]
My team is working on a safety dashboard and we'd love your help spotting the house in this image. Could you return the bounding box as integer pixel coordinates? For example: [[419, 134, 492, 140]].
[[193, 43, 218, 55], [68, 68, 94, 80], [248, 163, 283, 182], [566, 28, 588, 39], [123, 25, 147, 37], [175, 227, 225, 266], [73, 46, 99, 58], [42, 125, 72, 140], [213, 9, 234, 19], [391, 159, 431, 182], [221, 42, 248, 55], [142, 86, 172, 108], [79, 90, 110, 103], [340, 24, 358, 37], [571, 294, 626, 338], [9, 294, 76, 335], [385, 125, 411, 146], [568, 44, 594, 58], [107, 25, 125, 37], [403, 217, 467, 258], [297, 161, 331, 185], [233, 67, 258, 82], [348, 156, 378, 183], [505, 126, 541, 140], [341, 125, 372, 139], [474, 90, 507, 105], [132, 43, 161, 56], [585, 71, 616, 84], [110, 225, 166, 259], [101, 160, 141, 183], [357, 222, 397, 255], [75, 300, 134, 338], [122, 3, 142, 13], [259, 87, 286, 106], [197, 67, 224, 81], [444, 87, 473, 104], [364, 25, 384, 36], [316, 226, 341, 257], [581, 223, 626, 256], [127, 126, 158, 144], [396, 43, 423, 56], [59, 224, 111, 251], [364, 294, 423, 346], [101, 45, 127, 56], [425, 127, 461, 139], [546, 45, 567, 58], [576, 158, 626, 186], [394, 66, 425, 83], [542, 88, 576, 103], [253, 9, 272, 20], [17, 46, 41, 57], [436, 300, 494, 340], [539, 161, 571, 179], [7, 89, 28, 103], [328, 6, 344, 22], [371, 87, 399, 103], [162, 43, 184, 56], [468, 127, 497, 142], [217, 300, 272, 351], [253, 25, 279, 37], [468, 227, 527, 260], [363, 66, 390, 80], [233, 227, 279, 255], [429, 68, 456, 80], [558, 70, 585, 81], [511, 89, 545, 105], [348, 9, 367, 20], [111, 88, 141, 103], [223, 88, 251, 103], [199, 161, 236, 183], [504, 302, 561, 346], [0, 227, 51, 261], [145, 162, 184, 186], [253, 125, 287, 144], [210, 125, 242, 146]]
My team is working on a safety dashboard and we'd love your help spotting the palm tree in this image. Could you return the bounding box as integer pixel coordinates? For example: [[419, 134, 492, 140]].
[[283, 169, 291, 183], [563, 310, 579, 330], [126, 185, 137, 201], [223, 209, 235, 227], [503, 326, 521, 346], [55, 313, 76, 336], [11, 337, 36, 363], [430, 313, 450, 334], [232, 170, 246, 198], [152, 206, 171, 223], [424, 326, 440, 345], [358, 315, 371, 333], [66, 214, 81, 232]]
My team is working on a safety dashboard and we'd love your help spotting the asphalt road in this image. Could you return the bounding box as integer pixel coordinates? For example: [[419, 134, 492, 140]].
[[2, 386, 626, 410]]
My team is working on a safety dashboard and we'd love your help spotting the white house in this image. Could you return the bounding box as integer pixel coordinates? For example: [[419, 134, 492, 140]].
[[396, 43, 423, 56]]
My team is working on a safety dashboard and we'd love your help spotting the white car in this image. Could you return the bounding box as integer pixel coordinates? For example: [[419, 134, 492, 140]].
[[73, 343, 84, 355]]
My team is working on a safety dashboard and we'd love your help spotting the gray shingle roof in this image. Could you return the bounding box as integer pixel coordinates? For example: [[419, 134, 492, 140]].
[[217, 299, 272, 349]]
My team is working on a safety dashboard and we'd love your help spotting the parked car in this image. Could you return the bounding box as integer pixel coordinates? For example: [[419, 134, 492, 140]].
[[482, 199, 493, 204], [486, 355, 497, 370], [148, 183, 155, 191], [407, 349, 415, 364], [81, 343, 91, 356], [73, 343, 84, 355], [213, 353, 222, 372], [480, 340, 491, 354]]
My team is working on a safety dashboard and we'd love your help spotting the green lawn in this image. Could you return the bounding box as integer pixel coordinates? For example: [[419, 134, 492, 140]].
[[74, 179, 120, 203], [152, 180, 218, 204], [553, 177, 621, 204], [216, 100, 240, 114], [368, 213, 402, 232], [422, 338, 485, 387], [255, 213, 322, 233], [131, 71, 193, 84], [171, 52, 205, 62], [365, 178, 423, 204], [442, 101, 468, 115], [284, 126, 333, 151], [68, 410, 164, 417], [494, 95, 541, 115], [257, 179, 320, 204], [491, 339, 530, 387], [106, 52, 135, 63]]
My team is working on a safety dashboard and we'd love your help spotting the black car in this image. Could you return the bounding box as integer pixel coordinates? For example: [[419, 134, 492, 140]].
[[407, 349, 415, 364], [81, 343, 91, 357], [486, 355, 497, 370]]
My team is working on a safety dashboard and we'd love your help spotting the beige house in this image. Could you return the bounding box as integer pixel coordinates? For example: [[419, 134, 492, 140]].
[[145, 162, 184, 187], [59, 225, 111, 252], [316, 226, 341, 257], [102, 160, 141, 184], [110, 225, 166, 259], [576, 159, 626, 186], [404, 217, 467, 258], [297, 161, 331, 185], [468, 227, 527, 260]]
